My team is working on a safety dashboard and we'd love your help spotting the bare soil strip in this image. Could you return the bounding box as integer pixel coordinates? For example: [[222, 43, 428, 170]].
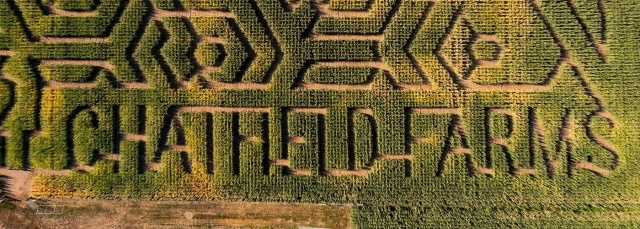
[[316, 4, 372, 17], [37, 36, 108, 43], [33, 169, 72, 176], [562, 56, 578, 66], [177, 81, 191, 88], [31, 131, 44, 137], [1, 73, 19, 84], [353, 108, 373, 115], [396, 83, 433, 90], [561, 114, 573, 141], [298, 82, 370, 90], [410, 108, 459, 114], [0, 50, 14, 56], [76, 165, 95, 172], [325, 169, 369, 176], [595, 111, 615, 122], [208, 81, 269, 90], [315, 61, 390, 71], [286, 0, 302, 10], [119, 82, 151, 89], [477, 60, 500, 67], [102, 154, 120, 161], [488, 108, 514, 115], [514, 168, 536, 175], [476, 34, 499, 42], [39, 60, 113, 70], [291, 170, 311, 176], [0, 130, 9, 137], [0, 168, 32, 200], [147, 162, 160, 170], [475, 167, 494, 175], [311, 33, 383, 41], [450, 148, 471, 154], [152, 9, 235, 20], [272, 159, 290, 166], [176, 106, 269, 113], [122, 133, 147, 142], [198, 35, 226, 44], [574, 162, 611, 177], [165, 145, 188, 152], [239, 135, 259, 142], [490, 138, 508, 146], [289, 108, 327, 114], [288, 136, 306, 143], [377, 154, 411, 160], [594, 42, 606, 57], [46, 7, 97, 17], [411, 137, 429, 143]]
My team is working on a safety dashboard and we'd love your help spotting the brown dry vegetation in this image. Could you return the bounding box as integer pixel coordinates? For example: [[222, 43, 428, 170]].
[[0, 199, 350, 229]]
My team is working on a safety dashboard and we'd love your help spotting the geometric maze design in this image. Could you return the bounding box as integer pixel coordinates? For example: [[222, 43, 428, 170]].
[[436, 12, 476, 79], [0, 0, 629, 209]]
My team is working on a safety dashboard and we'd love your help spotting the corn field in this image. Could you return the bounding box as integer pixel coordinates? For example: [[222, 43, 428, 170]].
[[0, 0, 639, 227]]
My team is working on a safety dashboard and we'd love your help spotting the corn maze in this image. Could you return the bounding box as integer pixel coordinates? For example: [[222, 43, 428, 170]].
[[0, 0, 639, 227]]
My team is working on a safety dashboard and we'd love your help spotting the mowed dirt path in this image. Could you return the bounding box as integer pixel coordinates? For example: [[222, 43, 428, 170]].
[[0, 168, 73, 201], [0, 168, 32, 201]]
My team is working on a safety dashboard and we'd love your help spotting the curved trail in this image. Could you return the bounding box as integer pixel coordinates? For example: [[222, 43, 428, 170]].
[[473, 34, 502, 67], [0, 73, 19, 84], [574, 162, 611, 177]]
